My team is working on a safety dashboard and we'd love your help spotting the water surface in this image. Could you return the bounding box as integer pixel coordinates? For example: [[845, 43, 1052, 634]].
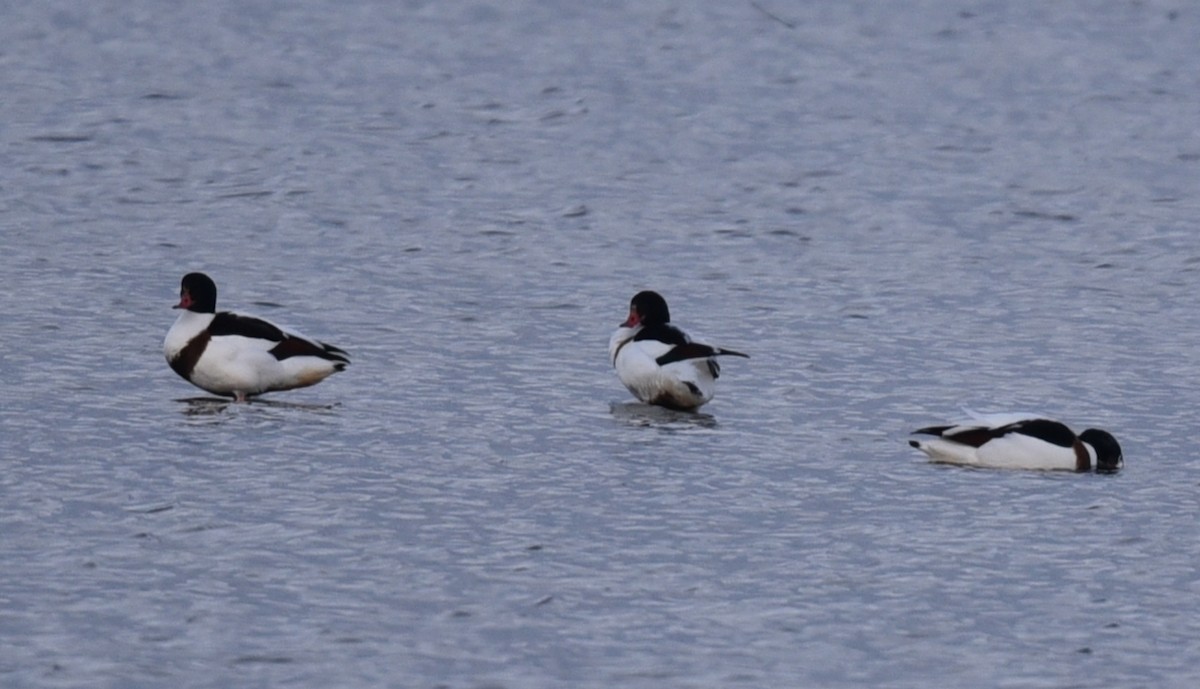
[[3, 1, 1200, 687]]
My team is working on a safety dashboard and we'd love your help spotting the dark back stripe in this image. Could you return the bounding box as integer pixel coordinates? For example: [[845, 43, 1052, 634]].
[[633, 323, 690, 347], [269, 336, 349, 363], [923, 418, 1076, 450], [1011, 419, 1076, 448], [939, 428, 997, 448], [656, 342, 718, 366], [209, 312, 285, 341]]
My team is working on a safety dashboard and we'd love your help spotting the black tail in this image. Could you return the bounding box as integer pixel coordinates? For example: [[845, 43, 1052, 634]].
[[321, 342, 351, 366], [715, 347, 749, 359], [656, 343, 749, 367]]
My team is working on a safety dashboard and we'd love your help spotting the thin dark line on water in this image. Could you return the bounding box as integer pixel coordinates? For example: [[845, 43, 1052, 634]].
[[749, 1, 796, 29]]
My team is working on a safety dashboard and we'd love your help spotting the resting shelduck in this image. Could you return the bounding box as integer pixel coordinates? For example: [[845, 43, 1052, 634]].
[[909, 410, 1123, 472], [608, 290, 748, 411], [164, 272, 349, 401]]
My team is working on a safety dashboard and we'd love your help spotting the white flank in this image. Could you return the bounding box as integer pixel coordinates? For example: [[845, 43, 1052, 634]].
[[165, 311, 341, 398], [609, 326, 715, 410], [912, 412, 1089, 471]]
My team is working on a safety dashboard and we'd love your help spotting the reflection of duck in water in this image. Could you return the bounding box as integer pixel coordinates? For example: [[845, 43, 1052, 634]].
[[608, 401, 718, 429], [164, 272, 349, 402], [909, 411, 1123, 472], [608, 291, 748, 412]]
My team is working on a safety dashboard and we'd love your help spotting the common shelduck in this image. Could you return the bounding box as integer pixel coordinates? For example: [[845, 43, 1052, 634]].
[[608, 290, 748, 411], [164, 272, 349, 401], [909, 410, 1123, 472]]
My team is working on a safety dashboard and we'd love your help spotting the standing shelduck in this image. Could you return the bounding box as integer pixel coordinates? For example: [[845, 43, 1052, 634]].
[[608, 290, 748, 411], [164, 272, 349, 401], [909, 411, 1123, 472]]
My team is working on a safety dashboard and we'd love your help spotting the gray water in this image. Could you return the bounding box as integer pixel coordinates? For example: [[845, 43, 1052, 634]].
[[3, 1, 1200, 687]]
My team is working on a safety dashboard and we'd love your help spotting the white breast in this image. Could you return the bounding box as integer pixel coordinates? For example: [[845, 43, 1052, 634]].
[[164, 311, 214, 359]]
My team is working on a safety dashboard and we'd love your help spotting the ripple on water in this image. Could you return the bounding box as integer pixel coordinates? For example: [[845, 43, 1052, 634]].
[[2, 1, 1200, 688]]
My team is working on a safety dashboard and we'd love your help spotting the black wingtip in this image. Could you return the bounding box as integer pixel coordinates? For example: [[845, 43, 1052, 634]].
[[718, 348, 750, 358], [321, 342, 350, 366]]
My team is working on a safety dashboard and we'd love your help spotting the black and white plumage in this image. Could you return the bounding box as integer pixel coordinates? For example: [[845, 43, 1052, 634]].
[[607, 290, 748, 411], [163, 272, 349, 402], [908, 411, 1123, 472]]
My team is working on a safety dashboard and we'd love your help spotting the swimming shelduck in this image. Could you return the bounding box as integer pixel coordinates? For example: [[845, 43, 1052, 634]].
[[909, 410, 1123, 472], [608, 290, 748, 411], [164, 272, 349, 401]]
